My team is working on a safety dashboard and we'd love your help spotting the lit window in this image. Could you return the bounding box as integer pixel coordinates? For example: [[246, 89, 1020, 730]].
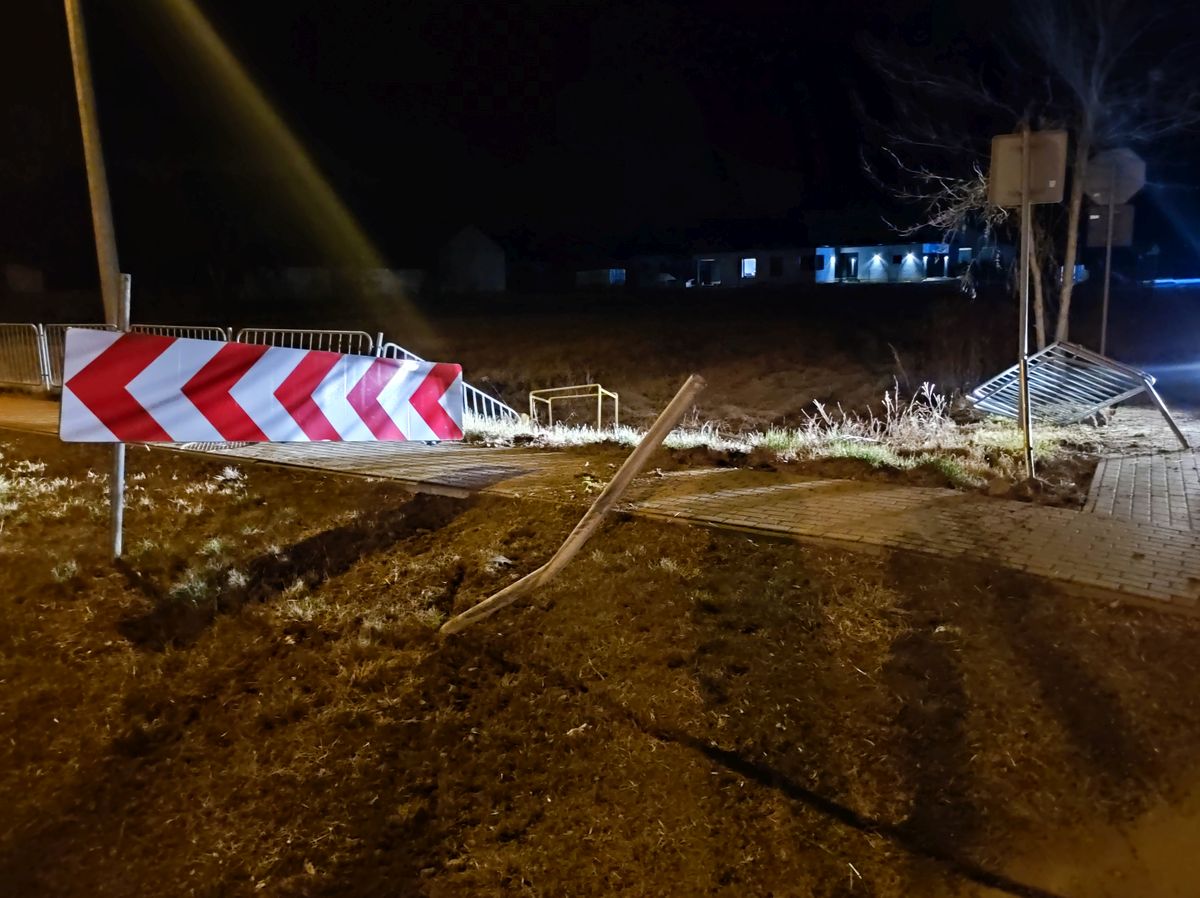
[[741, 257, 757, 278]]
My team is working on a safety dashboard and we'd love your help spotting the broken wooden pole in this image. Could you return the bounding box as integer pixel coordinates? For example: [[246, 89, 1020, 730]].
[[440, 373, 706, 636]]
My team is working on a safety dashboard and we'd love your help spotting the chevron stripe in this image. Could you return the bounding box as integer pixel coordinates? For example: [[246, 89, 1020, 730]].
[[60, 330, 464, 444]]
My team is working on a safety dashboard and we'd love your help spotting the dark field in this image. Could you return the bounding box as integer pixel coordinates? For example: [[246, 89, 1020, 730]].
[[9, 280, 1198, 427]]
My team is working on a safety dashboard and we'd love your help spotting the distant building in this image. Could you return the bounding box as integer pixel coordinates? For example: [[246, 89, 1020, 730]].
[[439, 226, 506, 293], [575, 267, 626, 288], [682, 248, 815, 287], [813, 242, 959, 283], [624, 237, 1010, 288]]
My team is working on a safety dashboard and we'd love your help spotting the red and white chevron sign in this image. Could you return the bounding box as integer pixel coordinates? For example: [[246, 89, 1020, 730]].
[[60, 329, 464, 443]]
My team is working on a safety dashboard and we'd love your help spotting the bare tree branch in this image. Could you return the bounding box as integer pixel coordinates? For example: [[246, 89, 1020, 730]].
[[862, 0, 1200, 343]]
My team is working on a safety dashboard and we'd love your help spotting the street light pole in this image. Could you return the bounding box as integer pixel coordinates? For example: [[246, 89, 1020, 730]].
[[63, 0, 121, 325], [64, 0, 127, 557]]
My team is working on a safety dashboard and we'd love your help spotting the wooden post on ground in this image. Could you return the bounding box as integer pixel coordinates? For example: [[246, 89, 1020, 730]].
[[440, 374, 706, 636]]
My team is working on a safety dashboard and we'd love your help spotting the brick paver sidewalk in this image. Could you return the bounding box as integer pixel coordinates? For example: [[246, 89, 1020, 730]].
[[5, 395, 1199, 616], [1086, 450, 1200, 532]]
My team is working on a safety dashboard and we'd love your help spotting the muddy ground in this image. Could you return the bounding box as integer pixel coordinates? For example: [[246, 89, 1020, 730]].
[[3, 430, 1200, 897]]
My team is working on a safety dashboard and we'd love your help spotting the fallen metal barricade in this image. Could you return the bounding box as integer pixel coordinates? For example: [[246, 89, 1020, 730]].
[[969, 341, 1189, 448]]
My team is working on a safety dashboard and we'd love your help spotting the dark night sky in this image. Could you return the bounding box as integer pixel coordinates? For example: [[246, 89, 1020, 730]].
[[3, 0, 1199, 285]]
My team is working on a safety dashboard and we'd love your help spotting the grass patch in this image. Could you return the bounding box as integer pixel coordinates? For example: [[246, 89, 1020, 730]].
[[169, 568, 214, 604], [915, 454, 988, 489], [464, 382, 1088, 495], [826, 441, 909, 469], [51, 560, 79, 582]]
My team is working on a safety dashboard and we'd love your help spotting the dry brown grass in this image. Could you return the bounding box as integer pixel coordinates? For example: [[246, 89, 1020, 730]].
[[3, 430, 1200, 897]]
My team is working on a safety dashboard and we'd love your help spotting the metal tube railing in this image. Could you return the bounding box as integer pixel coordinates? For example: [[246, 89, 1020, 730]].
[[379, 339, 519, 422], [529, 383, 619, 428], [43, 323, 118, 387], [0, 324, 48, 388], [132, 324, 231, 341], [2, 321, 521, 424], [234, 327, 374, 355]]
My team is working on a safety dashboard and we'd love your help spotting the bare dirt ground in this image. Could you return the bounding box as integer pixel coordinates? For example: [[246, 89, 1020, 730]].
[[4, 429, 1200, 897]]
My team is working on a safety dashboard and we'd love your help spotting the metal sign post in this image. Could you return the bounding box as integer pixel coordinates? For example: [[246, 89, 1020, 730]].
[[1102, 168, 1116, 355], [63, 0, 121, 325], [1017, 129, 1035, 478], [989, 127, 1066, 481], [110, 275, 130, 558], [1085, 148, 1146, 356], [65, 0, 128, 557]]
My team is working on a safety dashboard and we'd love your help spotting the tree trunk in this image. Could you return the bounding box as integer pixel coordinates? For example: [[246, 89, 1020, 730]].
[[1031, 211, 1050, 350], [1031, 255, 1047, 350], [1056, 127, 1091, 342]]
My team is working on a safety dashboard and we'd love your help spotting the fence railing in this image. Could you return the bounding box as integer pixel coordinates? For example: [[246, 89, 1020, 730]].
[[0, 324, 48, 388], [377, 340, 424, 362], [3, 321, 521, 424], [378, 339, 520, 423], [43, 323, 118, 387], [235, 327, 374, 355], [464, 386, 521, 423], [132, 324, 232, 341]]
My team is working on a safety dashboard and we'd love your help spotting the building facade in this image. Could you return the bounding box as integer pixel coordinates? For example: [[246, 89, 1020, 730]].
[[620, 237, 1008, 289]]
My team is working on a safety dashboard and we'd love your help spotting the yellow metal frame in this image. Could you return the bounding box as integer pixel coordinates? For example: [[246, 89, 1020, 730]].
[[529, 383, 619, 429]]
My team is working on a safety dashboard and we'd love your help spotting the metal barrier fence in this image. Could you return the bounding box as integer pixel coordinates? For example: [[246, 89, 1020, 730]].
[[0, 324, 47, 388], [529, 383, 619, 428], [4, 320, 520, 423], [377, 340, 424, 362], [43, 323, 117, 387], [378, 340, 519, 422], [234, 327, 374, 355], [132, 324, 231, 341], [464, 386, 521, 423]]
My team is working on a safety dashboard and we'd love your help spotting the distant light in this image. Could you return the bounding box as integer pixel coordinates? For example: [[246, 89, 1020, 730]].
[[904, 252, 915, 262], [1151, 277, 1200, 288], [872, 253, 882, 261]]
